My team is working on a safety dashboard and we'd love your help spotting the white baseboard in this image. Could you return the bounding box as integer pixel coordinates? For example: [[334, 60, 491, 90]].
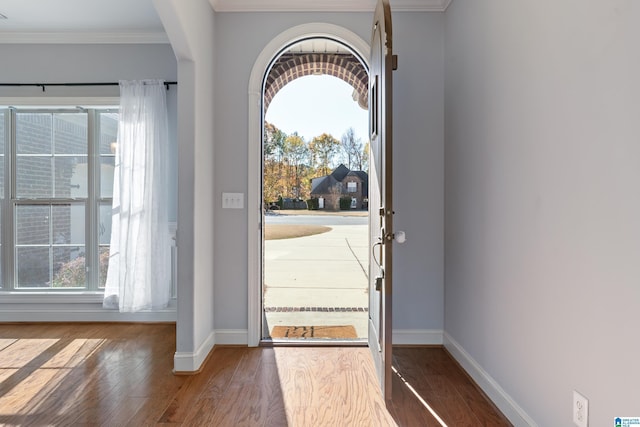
[[393, 329, 443, 345], [205, 329, 443, 347], [443, 333, 537, 427], [173, 329, 250, 373], [214, 329, 248, 345], [0, 304, 177, 323], [173, 331, 216, 373]]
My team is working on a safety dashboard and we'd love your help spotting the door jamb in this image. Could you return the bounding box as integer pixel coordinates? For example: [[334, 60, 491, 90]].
[[247, 23, 370, 346]]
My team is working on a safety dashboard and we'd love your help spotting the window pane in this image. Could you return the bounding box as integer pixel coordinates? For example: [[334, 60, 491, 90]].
[[54, 113, 87, 155], [0, 111, 4, 289], [99, 112, 118, 200], [99, 203, 113, 289], [16, 113, 52, 154], [15, 204, 86, 288], [52, 204, 85, 245], [16, 112, 88, 199], [17, 246, 50, 287], [0, 110, 5, 154], [16, 205, 50, 245], [52, 246, 86, 288], [53, 204, 85, 289], [100, 156, 115, 199], [99, 203, 113, 245], [16, 157, 52, 198], [55, 156, 88, 198], [0, 110, 5, 197], [16, 156, 89, 199], [0, 158, 4, 197], [0, 208, 2, 289], [98, 247, 109, 289], [99, 112, 119, 155]]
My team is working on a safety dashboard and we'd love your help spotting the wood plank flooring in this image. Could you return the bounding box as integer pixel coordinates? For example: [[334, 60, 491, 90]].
[[0, 323, 511, 426]]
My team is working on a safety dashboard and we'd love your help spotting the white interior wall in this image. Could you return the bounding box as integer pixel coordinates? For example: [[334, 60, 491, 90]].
[[212, 11, 444, 342], [444, 1, 640, 425], [154, 0, 216, 371]]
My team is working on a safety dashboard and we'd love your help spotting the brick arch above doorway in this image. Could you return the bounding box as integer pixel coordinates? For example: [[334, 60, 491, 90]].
[[264, 52, 368, 112]]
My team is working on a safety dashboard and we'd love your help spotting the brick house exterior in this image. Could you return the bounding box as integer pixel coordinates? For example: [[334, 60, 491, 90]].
[[310, 164, 368, 210]]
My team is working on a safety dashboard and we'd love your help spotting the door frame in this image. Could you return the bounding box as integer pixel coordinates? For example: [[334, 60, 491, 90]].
[[247, 23, 370, 346]]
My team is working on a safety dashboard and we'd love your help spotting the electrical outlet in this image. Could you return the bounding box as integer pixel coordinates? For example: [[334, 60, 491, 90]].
[[573, 390, 589, 427]]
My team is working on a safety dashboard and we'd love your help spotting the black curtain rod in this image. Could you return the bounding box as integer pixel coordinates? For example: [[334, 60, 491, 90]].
[[0, 81, 178, 92]]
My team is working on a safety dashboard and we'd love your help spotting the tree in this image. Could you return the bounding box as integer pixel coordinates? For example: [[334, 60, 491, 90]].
[[264, 122, 285, 159], [361, 141, 370, 173], [309, 133, 340, 177], [341, 127, 363, 170], [263, 122, 287, 203], [284, 133, 309, 199]]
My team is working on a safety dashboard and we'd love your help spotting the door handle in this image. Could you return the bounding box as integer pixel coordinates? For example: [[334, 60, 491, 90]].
[[394, 230, 406, 243], [372, 240, 383, 269]]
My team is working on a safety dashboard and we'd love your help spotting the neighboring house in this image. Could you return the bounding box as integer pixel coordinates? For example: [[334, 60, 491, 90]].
[[310, 164, 368, 210]]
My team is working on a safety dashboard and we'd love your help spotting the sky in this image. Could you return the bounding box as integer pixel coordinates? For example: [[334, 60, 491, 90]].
[[265, 75, 368, 144]]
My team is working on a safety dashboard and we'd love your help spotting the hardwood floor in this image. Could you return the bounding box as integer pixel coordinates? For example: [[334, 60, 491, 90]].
[[389, 347, 512, 426], [0, 323, 511, 426]]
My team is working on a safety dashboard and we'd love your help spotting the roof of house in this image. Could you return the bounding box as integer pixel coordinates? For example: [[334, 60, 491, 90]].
[[330, 164, 350, 181], [310, 175, 337, 194]]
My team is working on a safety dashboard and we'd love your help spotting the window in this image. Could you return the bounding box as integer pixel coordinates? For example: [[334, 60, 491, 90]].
[[0, 110, 5, 289], [1, 108, 117, 291], [347, 181, 357, 193]]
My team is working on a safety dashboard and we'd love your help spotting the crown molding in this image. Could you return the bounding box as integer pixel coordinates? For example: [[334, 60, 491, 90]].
[[0, 32, 169, 44], [0, 0, 453, 44], [211, 0, 452, 13]]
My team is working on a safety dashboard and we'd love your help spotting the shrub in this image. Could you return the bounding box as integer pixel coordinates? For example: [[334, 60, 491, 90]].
[[52, 255, 86, 287], [339, 196, 352, 210], [52, 248, 110, 288], [306, 197, 319, 210]]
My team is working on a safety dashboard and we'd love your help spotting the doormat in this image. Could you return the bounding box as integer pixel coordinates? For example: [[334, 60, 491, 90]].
[[270, 325, 358, 339], [264, 306, 368, 313]]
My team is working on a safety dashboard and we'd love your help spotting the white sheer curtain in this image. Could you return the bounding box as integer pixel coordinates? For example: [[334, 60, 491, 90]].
[[103, 80, 171, 312]]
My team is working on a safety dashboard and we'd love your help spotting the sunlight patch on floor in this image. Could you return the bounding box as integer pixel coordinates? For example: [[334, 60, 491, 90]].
[[0, 338, 106, 417], [392, 365, 449, 427]]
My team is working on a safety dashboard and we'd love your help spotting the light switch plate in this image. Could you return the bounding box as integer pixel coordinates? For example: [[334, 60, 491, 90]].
[[222, 192, 244, 209]]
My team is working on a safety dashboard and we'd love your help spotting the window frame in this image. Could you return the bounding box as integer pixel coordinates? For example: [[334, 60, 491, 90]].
[[0, 99, 118, 295]]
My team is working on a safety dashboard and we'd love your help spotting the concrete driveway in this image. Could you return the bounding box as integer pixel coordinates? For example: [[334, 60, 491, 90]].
[[263, 220, 370, 339]]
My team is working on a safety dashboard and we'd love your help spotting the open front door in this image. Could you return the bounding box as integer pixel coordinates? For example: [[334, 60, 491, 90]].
[[368, 0, 395, 402]]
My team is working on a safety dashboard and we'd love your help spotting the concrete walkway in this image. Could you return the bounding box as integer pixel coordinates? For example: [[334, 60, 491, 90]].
[[264, 224, 369, 339]]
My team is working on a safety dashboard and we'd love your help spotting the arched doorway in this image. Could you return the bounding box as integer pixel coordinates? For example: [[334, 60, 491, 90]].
[[247, 24, 370, 346]]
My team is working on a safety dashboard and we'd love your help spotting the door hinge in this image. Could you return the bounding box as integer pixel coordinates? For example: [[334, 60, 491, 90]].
[[392, 55, 398, 70]]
